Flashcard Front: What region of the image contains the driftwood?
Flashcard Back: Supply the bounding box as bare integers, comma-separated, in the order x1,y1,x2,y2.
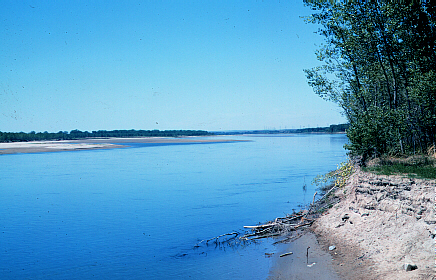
194,232,239,247
239,187,340,241
241,211,314,241
308,184,341,217
195,211,315,249
195,189,337,249
273,232,303,245
312,191,317,205
306,246,310,264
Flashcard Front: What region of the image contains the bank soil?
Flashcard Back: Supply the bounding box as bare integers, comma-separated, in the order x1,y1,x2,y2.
311,169,435,279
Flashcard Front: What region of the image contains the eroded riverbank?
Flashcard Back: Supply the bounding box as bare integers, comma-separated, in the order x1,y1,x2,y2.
268,168,434,279
311,169,435,279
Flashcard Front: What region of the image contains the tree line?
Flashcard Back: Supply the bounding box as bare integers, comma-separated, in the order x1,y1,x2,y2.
216,123,349,135
0,129,212,142
291,123,349,134
304,1,435,162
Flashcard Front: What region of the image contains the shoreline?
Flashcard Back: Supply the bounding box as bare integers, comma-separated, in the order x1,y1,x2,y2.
267,230,342,280
0,137,246,155
269,169,435,279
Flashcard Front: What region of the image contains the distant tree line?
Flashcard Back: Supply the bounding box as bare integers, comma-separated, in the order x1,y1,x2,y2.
294,123,349,133
217,124,349,135
304,1,435,161
0,129,212,142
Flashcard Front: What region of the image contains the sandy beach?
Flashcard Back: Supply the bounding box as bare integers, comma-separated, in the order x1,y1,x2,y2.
0,137,244,155
270,169,435,279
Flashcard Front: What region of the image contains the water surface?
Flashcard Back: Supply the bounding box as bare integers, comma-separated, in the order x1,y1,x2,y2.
0,134,348,279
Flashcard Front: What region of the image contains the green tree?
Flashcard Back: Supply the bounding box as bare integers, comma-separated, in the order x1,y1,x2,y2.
304,1,435,162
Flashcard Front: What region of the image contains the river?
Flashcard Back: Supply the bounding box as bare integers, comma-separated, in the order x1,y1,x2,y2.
0,134,348,279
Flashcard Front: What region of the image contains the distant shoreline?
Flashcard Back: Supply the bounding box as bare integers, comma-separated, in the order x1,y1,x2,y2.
0,137,246,155
0,125,349,143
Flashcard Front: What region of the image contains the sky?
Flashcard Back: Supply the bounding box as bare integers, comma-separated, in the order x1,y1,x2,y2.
1,0,346,133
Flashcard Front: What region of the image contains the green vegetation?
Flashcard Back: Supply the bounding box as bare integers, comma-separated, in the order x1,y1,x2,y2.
218,123,349,135
313,159,354,191
289,123,349,133
304,1,436,163
0,129,212,142
363,156,436,179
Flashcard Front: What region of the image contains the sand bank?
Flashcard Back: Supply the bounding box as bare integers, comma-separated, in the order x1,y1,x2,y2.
0,137,244,155
311,169,435,279
269,169,435,279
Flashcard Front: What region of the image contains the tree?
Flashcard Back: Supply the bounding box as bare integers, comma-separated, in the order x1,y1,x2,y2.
304,1,436,161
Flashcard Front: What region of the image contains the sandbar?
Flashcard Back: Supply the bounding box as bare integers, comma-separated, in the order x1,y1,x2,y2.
0,137,245,155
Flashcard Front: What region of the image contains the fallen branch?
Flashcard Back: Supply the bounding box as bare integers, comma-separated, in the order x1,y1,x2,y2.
240,210,315,241
196,209,319,249
243,232,281,240
195,232,239,247
206,232,239,243
312,191,318,205
244,224,274,229
273,232,303,244
317,186,338,204
294,221,314,229
306,246,310,264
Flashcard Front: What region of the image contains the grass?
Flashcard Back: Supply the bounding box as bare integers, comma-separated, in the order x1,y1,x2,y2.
363,155,436,179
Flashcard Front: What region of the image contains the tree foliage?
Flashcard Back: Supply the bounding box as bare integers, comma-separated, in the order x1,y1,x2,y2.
0,129,212,142
304,1,436,162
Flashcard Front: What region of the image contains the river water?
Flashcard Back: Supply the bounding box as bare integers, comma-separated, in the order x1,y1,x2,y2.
0,134,348,279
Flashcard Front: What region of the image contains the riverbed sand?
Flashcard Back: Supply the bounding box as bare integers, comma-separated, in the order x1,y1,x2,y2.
0,137,242,155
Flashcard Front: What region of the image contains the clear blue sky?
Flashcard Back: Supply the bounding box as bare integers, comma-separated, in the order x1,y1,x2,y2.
1,0,346,133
